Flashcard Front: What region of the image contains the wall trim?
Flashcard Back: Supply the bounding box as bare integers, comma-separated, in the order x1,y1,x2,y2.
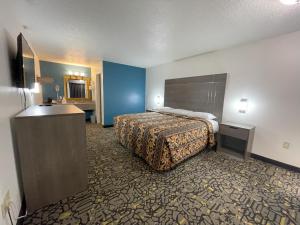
251,153,300,173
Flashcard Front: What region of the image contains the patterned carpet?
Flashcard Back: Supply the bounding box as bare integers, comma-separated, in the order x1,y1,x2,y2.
24,124,300,225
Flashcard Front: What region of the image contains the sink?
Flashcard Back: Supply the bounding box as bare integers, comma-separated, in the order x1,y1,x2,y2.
39,104,52,107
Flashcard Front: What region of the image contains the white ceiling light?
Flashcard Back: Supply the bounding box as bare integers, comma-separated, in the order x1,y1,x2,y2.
280,0,300,5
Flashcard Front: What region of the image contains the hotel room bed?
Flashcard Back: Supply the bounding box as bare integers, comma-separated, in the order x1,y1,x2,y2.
114,111,216,171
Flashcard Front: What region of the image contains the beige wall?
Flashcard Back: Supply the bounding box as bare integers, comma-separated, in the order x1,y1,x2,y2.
146,31,300,168
91,61,103,123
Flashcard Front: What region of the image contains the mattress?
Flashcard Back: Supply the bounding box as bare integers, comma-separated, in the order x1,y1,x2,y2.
114,112,215,171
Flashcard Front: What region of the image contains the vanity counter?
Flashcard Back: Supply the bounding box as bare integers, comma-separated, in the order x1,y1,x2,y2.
16,104,84,118
70,102,95,111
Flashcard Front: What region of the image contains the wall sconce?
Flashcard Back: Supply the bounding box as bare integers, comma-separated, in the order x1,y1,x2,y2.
238,98,248,113
156,95,161,106
37,76,54,85
31,82,40,93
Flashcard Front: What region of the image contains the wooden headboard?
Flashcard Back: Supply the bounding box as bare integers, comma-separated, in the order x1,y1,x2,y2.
164,73,227,123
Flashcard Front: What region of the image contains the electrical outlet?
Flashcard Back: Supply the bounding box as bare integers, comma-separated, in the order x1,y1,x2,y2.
282,142,290,150
1,190,11,218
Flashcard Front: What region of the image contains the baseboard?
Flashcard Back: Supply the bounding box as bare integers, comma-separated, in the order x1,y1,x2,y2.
16,197,26,225
251,153,300,173
102,124,114,128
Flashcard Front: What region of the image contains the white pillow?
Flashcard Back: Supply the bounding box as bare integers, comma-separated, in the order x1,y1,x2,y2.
153,107,173,112
163,109,216,120
155,107,191,115
189,111,217,120
155,107,217,120
169,108,193,115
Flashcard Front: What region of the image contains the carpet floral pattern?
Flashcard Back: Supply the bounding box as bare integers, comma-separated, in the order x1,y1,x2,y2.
24,124,300,225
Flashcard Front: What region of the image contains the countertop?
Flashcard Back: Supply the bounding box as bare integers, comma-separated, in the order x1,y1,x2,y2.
15,104,84,118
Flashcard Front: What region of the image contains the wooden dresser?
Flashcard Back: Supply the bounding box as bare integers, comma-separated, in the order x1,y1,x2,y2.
14,105,88,212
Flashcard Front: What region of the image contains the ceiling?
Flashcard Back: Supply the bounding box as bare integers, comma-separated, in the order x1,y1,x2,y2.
9,0,300,67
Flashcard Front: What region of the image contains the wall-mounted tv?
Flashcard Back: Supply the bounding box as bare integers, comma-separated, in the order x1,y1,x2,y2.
16,33,35,89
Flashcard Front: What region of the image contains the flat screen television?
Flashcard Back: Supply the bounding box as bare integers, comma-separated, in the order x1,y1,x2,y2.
16,33,35,89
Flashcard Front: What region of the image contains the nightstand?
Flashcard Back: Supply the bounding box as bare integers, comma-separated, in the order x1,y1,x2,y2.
217,122,255,160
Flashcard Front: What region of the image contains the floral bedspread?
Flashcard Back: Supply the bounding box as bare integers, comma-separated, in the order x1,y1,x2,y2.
114,112,215,171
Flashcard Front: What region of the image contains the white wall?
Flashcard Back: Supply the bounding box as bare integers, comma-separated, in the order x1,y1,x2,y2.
0,3,41,225
0,29,22,225
146,31,300,168
0,30,22,225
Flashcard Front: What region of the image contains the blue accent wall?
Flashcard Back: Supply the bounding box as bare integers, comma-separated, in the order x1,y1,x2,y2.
40,61,91,101
103,61,145,125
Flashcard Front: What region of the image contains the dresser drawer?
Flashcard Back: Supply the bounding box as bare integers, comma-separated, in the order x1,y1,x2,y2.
219,124,249,140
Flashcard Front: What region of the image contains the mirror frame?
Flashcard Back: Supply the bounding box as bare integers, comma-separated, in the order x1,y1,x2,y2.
64,75,92,101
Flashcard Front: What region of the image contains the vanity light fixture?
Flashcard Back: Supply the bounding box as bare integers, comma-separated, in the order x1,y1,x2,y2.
67,71,85,76
238,98,248,114
280,0,300,5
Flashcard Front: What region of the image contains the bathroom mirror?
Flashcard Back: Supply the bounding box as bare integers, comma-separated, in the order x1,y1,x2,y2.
64,75,92,101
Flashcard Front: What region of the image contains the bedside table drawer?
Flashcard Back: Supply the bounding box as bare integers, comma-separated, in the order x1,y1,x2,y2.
219,125,249,140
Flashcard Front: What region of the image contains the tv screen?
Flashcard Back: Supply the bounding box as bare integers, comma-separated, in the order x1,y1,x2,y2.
16,33,35,89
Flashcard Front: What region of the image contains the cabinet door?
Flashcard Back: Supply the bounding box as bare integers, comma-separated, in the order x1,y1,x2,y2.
15,114,88,212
